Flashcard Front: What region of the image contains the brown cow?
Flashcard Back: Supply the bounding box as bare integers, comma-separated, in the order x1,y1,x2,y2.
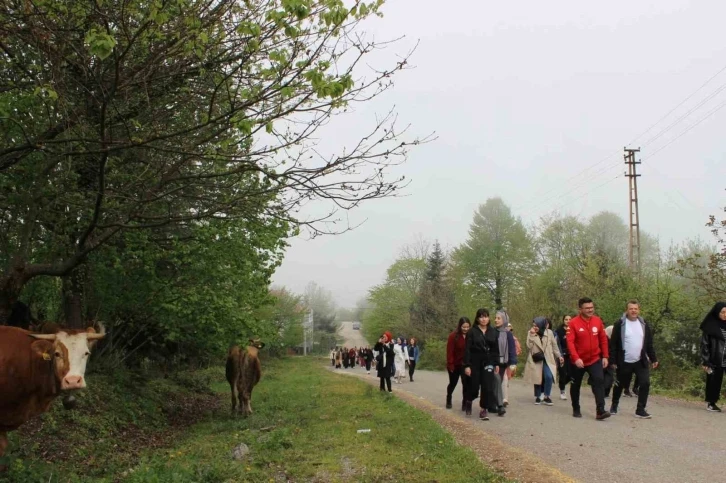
0,325,105,465
225,338,264,416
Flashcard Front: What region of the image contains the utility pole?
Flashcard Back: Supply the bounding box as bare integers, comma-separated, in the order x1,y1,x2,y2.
309,308,314,355
624,147,641,275
302,308,314,355
303,312,307,356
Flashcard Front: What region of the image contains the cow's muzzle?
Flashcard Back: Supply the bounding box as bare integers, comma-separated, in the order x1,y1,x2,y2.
61,375,86,390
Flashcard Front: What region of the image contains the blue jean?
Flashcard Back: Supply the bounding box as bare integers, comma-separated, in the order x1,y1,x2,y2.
534,363,554,398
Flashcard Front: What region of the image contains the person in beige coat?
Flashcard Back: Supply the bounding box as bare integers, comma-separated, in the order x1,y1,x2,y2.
523,316,564,406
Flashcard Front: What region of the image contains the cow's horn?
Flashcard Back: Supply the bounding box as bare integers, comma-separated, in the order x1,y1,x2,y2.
29,333,57,340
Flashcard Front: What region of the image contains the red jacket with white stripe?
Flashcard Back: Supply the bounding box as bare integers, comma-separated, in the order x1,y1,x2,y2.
566,314,609,366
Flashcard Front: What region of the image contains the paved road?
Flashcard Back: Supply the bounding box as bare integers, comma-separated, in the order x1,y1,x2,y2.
334,364,724,483
337,321,370,348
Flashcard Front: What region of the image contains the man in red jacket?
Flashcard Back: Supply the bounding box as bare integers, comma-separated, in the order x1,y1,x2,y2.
566,297,611,420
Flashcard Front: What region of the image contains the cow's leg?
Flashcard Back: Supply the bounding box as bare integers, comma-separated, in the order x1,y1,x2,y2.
229,380,238,413
0,431,8,471
236,380,245,415
242,387,253,416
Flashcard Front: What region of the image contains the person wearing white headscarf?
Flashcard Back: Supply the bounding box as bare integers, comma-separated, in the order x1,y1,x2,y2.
494,311,518,407
393,337,408,384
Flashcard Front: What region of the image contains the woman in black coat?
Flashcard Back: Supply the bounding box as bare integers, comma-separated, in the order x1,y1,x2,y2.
700,301,726,412
364,347,374,374
374,331,395,392
463,308,501,420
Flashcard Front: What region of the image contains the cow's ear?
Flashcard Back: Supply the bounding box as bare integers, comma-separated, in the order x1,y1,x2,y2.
31,340,55,361
257,342,266,349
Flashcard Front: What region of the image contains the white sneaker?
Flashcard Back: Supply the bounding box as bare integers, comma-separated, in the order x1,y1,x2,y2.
560,392,567,400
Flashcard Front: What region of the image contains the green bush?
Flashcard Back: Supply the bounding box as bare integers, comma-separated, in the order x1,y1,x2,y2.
417,339,446,370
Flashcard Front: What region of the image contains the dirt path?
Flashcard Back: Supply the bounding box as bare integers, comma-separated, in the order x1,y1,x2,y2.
331,365,724,483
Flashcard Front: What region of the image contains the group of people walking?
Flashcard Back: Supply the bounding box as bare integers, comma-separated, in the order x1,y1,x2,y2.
445,298,726,421
446,309,522,420
332,336,421,390
372,333,420,391
331,346,374,373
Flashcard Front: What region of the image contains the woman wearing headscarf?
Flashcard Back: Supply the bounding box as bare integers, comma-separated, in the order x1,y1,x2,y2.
335,348,342,369
364,346,374,375
407,338,420,382
494,311,518,408
464,308,502,420
348,347,357,368
555,314,573,400
374,332,395,392
393,337,408,384
700,302,726,412
446,317,471,410
524,316,563,406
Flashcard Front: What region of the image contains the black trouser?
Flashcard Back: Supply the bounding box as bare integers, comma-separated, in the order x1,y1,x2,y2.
612,361,650,410
365,360,372,371
447,366,470,399
570,360,606,412
558,357,572,391
603,365,614,397
408,360,416,380
379,375,392,391
468,359,498,410
705,367,725,403
631,374,640,393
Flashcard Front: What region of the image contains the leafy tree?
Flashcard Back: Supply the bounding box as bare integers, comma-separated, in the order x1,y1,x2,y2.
362,256,426,343
258,287,305,354
453,198,534,309
412,240,457,341
0,0,423,322
303,282,338,334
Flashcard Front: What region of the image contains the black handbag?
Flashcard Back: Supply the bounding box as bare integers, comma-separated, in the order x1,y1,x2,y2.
531,350,545,363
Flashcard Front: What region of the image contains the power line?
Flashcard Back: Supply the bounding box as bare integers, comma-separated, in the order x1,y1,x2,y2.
639,80,726,148
532,174,622,219
526,160,623,217
643,97,726,161
519,60,726,216
626,61,726,146
515,149,621,212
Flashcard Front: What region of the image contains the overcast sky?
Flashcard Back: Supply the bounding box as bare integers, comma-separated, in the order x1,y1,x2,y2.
272,0,726,307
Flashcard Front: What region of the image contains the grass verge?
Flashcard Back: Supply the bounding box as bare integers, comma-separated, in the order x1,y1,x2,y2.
3,357,505,482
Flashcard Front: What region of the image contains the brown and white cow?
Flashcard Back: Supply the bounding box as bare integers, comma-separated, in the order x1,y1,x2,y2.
225,338,264,416
0,325,104,465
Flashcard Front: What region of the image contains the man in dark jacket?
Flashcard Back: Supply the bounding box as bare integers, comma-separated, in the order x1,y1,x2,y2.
609,299,658,419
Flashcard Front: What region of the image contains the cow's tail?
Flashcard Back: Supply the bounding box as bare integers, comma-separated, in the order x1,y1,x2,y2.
225,346,239,386
253,354,262,386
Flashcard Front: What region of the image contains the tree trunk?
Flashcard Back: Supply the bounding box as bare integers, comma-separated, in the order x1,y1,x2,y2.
0,262,29,325
494,276,503,310
62,266,86,329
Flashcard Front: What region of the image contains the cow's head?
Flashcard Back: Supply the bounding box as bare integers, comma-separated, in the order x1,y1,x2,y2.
29,327,105,391
248,338,265,350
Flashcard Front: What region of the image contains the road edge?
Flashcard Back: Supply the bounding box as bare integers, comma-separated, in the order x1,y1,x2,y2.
329,367,579,483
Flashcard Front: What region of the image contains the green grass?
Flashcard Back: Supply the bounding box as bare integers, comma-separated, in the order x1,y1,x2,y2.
3,357,505,482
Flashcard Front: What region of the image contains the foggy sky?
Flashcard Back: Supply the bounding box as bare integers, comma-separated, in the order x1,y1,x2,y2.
272,0,726,307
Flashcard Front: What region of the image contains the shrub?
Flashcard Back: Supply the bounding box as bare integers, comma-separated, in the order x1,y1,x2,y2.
417,339,446,370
